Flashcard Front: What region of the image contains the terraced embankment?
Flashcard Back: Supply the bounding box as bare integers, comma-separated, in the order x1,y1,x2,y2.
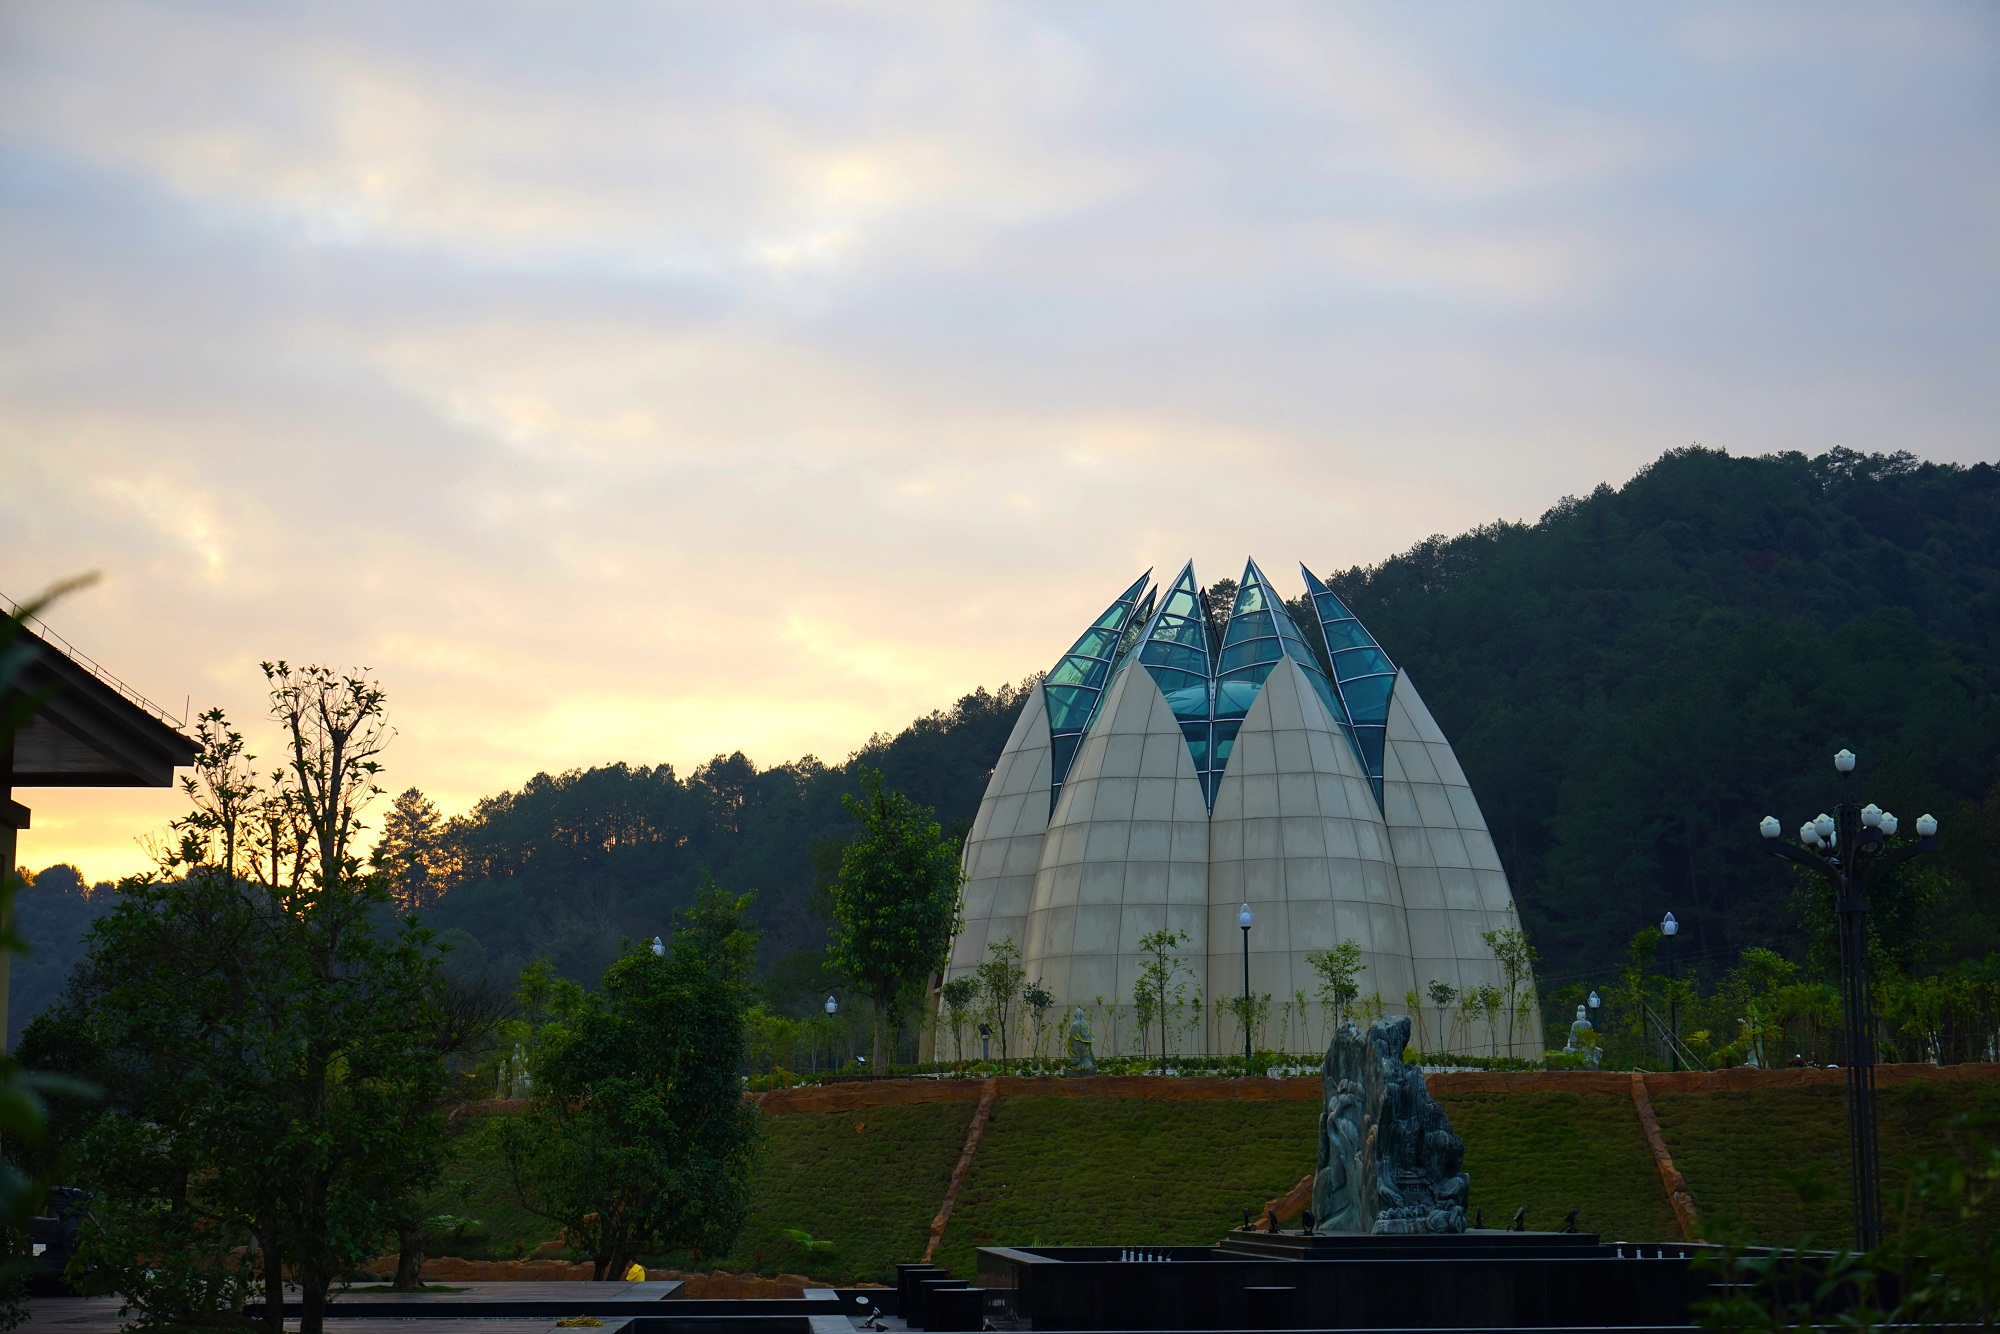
421,1064,2000,1284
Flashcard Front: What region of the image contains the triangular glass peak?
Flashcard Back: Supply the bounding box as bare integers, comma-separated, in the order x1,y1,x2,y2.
1203,560,1354,806
1299,565,1397,807
1135,562,1223,807
1045,571,1153,814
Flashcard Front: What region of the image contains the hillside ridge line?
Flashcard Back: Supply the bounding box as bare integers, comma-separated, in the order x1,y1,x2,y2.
743,1062,2000,1114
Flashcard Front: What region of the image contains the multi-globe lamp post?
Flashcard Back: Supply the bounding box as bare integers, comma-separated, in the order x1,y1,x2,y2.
1759,747,1938,1250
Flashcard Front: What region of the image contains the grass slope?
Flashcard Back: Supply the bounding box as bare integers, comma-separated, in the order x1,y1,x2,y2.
705,1100,978,1283
934,1096,1322,1275
420,1118,557,1260
1650,1078,2000,1247
1431,1090,1679,1241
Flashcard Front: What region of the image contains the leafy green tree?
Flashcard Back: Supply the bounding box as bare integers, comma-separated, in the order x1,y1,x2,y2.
1022,980,1055,1062
1133,928,1190,1067
1482,912,1539,1058
939,977,977,1060
1426,981,1458,1055
826,770,963,1069
500,892,762,1279
375,787,446,914
1306,940,1363,1034
56,668,454,1334
974,937,1025,1060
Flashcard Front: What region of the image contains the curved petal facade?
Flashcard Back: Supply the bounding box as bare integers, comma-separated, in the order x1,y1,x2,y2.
944,562,1540,1061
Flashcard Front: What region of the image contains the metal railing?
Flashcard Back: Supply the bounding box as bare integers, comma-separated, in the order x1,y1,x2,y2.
3,591,189,731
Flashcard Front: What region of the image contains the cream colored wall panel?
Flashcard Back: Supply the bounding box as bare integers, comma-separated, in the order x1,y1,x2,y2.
1413,783,1458,828
1233,729,1277,775
1128,820,1170,861
1003,837,1044,876
1426,826,1473,869
1277,771,1319,817
946,686,1052,991
1285,895,1335,945
1237,772,1279,818
1273,729,1314,774
1439,867,1485,911
1243,817,1280,860
1133,778,1177,821
1168,861,1207,904
1078,860,1124,903
1283,855,1333,899
1429,743,1471,789
1091,775,1139,821
1305,729,1348,778
1084,821,1132,863
991,878,1034,918
1018,662,1211,1032
1139,733,1185,778
1406,908,1454,960
1393,738,1441,783
1473,868,1515,912
1448,785,1491,836
1380,667,1541,1058
1280,815,1327,858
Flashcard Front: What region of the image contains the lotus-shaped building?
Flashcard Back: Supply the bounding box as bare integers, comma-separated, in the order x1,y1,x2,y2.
942,560,1539,1061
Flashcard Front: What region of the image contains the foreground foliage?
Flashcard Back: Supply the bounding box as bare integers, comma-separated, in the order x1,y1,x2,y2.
1696,1108,2000,1331
35,667,467,1334
498,886,762,1279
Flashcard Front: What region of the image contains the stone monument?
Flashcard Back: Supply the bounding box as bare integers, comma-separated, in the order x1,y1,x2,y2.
1310,1017,1469,1234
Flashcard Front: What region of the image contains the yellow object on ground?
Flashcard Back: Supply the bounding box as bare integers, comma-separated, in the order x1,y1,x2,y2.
555,1318,603,1327
623,1262,647,1282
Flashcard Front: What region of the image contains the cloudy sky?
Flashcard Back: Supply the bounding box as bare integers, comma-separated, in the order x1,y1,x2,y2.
4,1,1996,883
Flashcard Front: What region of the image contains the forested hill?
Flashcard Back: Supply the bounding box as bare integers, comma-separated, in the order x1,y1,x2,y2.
418,683,1033,991
1334,447,2000,984
411,446,2000,995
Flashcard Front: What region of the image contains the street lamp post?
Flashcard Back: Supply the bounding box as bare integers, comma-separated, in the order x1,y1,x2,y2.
1759,748,1939,1250
823,994,838,1074
1661,912,1680,1071
1238,903,1254,1062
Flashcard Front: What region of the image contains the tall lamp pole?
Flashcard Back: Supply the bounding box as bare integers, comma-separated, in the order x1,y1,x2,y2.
1238,902,1254,1061
1759,748,1938,1251
1661,912,1680,1070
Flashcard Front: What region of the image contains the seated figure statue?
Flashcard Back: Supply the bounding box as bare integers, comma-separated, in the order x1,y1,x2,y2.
1564,1005,1602,1070
1065,1006,1096,1075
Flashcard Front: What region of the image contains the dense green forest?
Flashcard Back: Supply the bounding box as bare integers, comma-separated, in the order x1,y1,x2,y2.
414,685,1031,999
1337,447,2000,989
13,447,2000,1038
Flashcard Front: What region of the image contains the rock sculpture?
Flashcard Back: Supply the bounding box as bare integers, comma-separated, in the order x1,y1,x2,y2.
1065,1006,1096,1074
1310,1017,1469,1234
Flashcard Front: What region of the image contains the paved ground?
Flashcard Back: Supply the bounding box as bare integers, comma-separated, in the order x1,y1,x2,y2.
20,1283,861,1334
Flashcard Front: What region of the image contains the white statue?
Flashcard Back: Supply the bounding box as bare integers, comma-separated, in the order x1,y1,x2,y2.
1564,1005,1601,1069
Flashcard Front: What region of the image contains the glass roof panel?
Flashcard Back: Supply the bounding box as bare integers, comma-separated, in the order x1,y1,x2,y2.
1045,570,1153,814
1223,610,1276,645
1330,646,1395,679
1218,638,1280,672
1299,564,1400,809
